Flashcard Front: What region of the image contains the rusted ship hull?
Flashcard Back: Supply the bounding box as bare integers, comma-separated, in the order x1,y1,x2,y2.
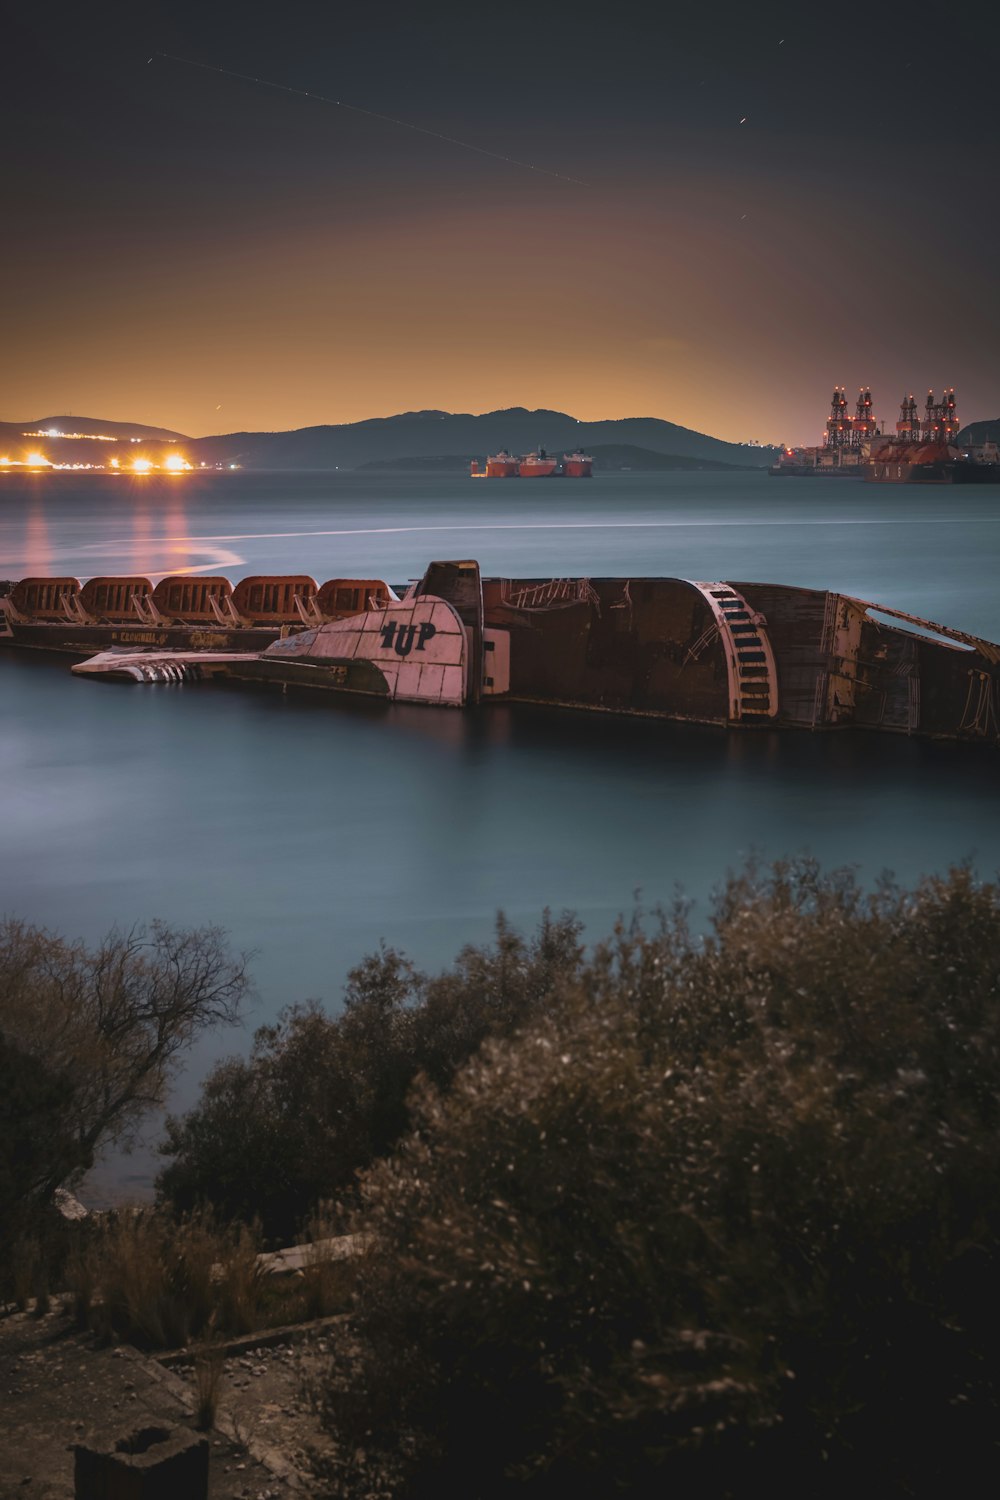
2,621,284,654
479,574,999,745
10,563,998,748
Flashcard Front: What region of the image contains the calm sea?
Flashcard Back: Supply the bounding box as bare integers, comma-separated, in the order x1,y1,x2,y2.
3,470,1000,1200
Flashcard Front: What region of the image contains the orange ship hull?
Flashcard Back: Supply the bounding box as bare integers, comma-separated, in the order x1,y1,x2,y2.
562,455,593,477
519,459,559,477
485,457,520,477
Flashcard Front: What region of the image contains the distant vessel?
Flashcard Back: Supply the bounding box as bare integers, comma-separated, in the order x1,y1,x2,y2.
470,447,593,478
562,450,593,478
519,448,559,478
484,450,520,478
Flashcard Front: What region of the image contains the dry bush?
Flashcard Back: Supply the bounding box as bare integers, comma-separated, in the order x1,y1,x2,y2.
194,1335,226,1430
311,862,1000,1499
9,1237,38,1313
89,1208,262,1349
63,1229,101,1327
299,1204,354,1320
215,1221,265,1336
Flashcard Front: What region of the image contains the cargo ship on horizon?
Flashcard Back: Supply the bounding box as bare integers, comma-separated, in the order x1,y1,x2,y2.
519,448,560,478
471,448,593,478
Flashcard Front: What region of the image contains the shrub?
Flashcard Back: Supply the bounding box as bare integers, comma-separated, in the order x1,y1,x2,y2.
87,1208,262,1349
158,913,583,1240
0,1034,89,1297
309,862,1000,1498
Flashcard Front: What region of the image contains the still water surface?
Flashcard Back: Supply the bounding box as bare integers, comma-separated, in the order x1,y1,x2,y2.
2,471,999,1197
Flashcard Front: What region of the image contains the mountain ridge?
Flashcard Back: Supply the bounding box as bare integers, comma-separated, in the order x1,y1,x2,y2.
1,407,781,469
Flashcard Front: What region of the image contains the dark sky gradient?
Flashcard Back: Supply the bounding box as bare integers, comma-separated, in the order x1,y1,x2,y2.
3,1,998,444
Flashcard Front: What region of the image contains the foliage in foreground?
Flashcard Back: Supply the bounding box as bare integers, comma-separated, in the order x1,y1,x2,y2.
158,913,583,1240
0,919,249,1291
309,862,1000,1498
30,1205,353,1349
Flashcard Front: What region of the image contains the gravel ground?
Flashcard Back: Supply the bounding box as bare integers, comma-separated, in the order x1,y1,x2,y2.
0,1305,339,1498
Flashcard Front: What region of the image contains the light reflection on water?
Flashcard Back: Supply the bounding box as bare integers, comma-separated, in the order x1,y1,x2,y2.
2,470,999,1200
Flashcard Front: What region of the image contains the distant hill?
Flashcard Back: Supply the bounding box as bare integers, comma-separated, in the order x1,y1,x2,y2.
357,454,475,472
359,444,755,474
957,419,1000,447
0,416,187,443
184,408,779,471
588,444,754,472
0,415,189,468
0,407,780,471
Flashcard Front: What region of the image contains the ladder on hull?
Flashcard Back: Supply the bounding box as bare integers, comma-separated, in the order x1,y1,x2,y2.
684,582,780,724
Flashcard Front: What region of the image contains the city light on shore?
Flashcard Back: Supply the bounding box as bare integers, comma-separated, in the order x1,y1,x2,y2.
0,447,202,473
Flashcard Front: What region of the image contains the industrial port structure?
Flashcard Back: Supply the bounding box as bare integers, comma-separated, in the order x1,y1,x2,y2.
771,387,998,481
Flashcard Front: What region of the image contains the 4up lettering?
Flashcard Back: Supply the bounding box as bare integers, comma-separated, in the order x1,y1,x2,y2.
379,620,438,657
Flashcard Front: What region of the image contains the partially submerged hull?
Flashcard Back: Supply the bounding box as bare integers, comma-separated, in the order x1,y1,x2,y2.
6,562,996,748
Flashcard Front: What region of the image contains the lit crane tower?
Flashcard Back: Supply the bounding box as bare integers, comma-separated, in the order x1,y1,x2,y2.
852,387,877,446
923,389,942,441
942,387,959,443
897,394,919,441
825,386,850,448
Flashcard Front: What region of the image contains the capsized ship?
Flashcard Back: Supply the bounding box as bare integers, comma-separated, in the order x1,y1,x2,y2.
6,561,997,747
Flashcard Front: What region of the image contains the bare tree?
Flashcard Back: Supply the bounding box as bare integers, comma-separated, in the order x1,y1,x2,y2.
0,918,251,1199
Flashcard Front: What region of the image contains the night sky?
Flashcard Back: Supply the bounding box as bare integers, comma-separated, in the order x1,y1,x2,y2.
4,1,998,445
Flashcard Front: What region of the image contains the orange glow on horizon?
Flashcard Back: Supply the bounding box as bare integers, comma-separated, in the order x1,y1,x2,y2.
2,175,993,448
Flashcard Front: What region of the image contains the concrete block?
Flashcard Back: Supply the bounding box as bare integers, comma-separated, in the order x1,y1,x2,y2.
74,1424,208,1499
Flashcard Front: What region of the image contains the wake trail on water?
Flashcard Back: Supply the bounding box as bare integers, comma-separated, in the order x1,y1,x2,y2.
77,516,989,550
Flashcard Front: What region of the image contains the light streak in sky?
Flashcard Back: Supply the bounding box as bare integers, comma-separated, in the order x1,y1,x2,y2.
153,53,588,187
